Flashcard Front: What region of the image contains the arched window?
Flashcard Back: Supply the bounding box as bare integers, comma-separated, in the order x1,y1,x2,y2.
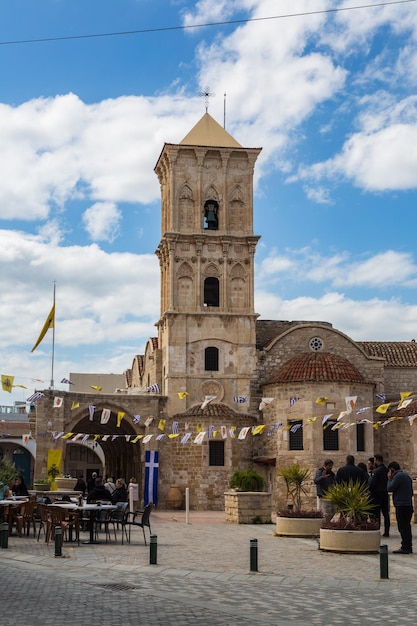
204,277,219,306
205,347,219,371
203,199,219,230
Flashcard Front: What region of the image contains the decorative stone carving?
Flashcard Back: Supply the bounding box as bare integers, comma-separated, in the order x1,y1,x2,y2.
201,380,224,401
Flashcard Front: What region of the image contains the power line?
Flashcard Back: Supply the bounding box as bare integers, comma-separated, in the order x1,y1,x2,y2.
0,0,416,47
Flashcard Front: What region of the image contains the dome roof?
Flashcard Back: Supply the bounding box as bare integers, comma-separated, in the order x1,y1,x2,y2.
267,352,365,384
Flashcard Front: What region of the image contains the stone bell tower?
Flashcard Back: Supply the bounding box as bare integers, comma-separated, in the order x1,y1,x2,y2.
154,112,262,415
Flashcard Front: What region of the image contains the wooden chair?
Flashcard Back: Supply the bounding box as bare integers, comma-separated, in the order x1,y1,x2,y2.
21,499,37,537
37,503,52,543
123,503,153,545
48,506,80,545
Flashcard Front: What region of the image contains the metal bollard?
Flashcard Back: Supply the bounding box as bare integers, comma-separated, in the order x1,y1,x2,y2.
1,522,9,549
250,538,258,572
150,534,157,565
380,544,389,579
54,526,62,557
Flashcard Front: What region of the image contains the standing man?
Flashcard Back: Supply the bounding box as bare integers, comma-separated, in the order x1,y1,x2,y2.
336,455,368,485
368,453,390,537
314,459,336,519
387,461,413,554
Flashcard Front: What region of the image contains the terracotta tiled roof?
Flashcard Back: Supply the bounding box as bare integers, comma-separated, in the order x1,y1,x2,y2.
391,399,417,418
173,402,254,419
267,352,366,384
0,422,31,437
357,342,417,366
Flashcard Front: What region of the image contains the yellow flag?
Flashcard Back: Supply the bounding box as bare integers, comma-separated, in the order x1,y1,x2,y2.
117,411,125,427
71,401,80,410
315,397,329,405
376,403,391,414
177,392,189,399
1,375,14,393
252,424,266,435
158,418,166,431
90,385,102,392
31,303,55,352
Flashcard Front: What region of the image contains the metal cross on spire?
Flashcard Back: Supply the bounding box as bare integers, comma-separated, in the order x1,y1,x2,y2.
198,86,216,112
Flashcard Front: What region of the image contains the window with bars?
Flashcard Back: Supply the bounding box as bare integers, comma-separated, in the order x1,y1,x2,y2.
323,422,339,450
209,440,224,466
288,420,303,450
356,423,365,452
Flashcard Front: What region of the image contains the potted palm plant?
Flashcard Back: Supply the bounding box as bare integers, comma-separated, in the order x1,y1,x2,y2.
276,464,322,537
320,480,380,552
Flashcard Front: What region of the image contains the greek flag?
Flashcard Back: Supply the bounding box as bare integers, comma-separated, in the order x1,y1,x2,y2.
26,391,45,403
147,383,161,393
144,450,159,506
60,378,74,384
233,396,246,403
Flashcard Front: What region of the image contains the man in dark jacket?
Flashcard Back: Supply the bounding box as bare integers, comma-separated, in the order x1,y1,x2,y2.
368,453,390,536
314,459,336,519
336,455,368,485
387,461,413,554
87,477,112,503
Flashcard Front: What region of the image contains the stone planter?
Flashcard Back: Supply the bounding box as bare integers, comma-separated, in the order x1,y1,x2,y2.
319,528,381,553
54,477,75,491
225,490,272,524
276,516,322,537
33,483,50,492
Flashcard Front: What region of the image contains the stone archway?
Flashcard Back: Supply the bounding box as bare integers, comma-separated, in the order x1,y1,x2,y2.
63,411,143,492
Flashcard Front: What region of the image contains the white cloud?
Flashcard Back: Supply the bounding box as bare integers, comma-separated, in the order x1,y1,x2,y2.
82,202,122,242
255,289,417,342
256,248,417,290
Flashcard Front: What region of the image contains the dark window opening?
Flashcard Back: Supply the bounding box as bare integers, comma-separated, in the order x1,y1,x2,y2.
209,440,224,466
204,199,219,230
204,277,219,307
289,420,303,450
323,422,339,450
205,347,219,371
356,423,365,452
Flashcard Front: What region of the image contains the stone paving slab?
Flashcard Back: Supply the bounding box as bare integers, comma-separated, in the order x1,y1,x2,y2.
1,513,417,626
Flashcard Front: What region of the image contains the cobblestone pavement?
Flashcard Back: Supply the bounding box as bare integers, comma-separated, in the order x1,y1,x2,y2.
1,511,417,625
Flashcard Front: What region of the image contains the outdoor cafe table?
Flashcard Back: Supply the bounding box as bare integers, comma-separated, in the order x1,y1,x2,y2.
77,503,116,544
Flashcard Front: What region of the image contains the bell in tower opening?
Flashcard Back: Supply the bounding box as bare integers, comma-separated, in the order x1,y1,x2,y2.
204,199,219,230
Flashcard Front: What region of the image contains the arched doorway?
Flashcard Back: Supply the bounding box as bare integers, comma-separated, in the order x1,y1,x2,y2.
61,409,143,497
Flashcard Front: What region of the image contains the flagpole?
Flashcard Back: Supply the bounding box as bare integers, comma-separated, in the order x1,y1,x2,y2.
50,281,56,389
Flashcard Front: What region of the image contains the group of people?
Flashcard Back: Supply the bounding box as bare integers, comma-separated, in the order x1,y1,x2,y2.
315,454,414,554
73,472,133,505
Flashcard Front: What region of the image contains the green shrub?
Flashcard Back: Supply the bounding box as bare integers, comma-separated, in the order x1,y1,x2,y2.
229,467,265,492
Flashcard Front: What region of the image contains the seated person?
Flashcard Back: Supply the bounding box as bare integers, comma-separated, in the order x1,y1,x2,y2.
111,478,128,504
12,476,29,497
73,474,87,495
87,477,112,503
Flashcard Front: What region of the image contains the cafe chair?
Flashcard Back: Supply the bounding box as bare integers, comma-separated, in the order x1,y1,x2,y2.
48,506,80,545
123,502,153,545
103,502,128,542
21,499,38,537
9,503,25,537
37,503,52,543
94,508,113,543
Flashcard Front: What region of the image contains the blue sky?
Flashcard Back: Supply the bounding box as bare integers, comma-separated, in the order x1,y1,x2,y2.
1,0,417,406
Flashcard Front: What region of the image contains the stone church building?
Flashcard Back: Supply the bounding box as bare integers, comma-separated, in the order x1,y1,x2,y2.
22,112,417,511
